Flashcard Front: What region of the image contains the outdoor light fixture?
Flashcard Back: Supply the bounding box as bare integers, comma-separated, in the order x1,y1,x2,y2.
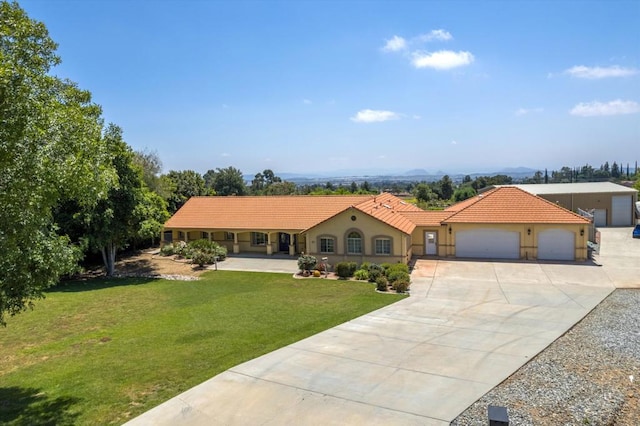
527,228,531,236
580,229,584,236
448,226,452,235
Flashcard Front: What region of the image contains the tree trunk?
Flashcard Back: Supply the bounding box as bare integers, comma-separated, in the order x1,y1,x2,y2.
101,243,117,276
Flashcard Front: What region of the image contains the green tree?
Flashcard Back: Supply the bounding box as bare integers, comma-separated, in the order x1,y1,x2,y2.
453,186,477,202
82,125,147,276
264,181,297,195
133,149,172,199
414,183,434,203
204,167,246,196
439,175,454,200
164,170,208,213
0,2,115,325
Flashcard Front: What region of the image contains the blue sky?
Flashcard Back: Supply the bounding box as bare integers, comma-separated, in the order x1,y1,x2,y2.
20,0,640,176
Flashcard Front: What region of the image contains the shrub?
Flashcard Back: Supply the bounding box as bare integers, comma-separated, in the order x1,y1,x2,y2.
386,263,409,275
297,255,317,272
185,239,227,261
191,250,215,267
335,262,356,279
353,269,369,281
380,263,394,274
160,243,175,256
387,270,410,286
367,263,383,282
313,270,321,277
359,262,370,271
375,276,388,291
392,278,410,293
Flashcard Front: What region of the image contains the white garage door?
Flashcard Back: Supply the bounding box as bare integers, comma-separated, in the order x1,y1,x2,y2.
537,229,575,261
611,195,632,226
455,229,520,259
593,209,607,227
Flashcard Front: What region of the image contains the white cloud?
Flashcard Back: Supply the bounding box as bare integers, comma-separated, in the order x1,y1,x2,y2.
221,152,231,157
303,99,312,104
382,35,407,52
569,99,640,116
412,50,474,70
350,109,400,123
564,65,638,79
515,107,544,116
451,140,458,145
417,29,453,42
412,114,422,120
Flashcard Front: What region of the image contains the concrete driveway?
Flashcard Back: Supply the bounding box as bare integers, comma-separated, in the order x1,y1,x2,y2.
126,231,638,425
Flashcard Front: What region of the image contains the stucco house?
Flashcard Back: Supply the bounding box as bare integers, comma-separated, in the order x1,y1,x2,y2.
163,186,591,263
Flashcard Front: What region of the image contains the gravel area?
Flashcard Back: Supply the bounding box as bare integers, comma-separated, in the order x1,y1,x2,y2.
452,289,640,425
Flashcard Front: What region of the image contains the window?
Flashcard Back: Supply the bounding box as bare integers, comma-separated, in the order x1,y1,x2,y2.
251,232,267,246
375,238,391,255
320,237,335,253
347,231,362,254
201,232,208,239
224,232,235,241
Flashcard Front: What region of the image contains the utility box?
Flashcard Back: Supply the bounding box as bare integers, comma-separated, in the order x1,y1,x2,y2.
488,405,509,426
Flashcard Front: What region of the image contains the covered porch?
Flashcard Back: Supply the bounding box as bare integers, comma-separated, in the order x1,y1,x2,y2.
162,228,305,256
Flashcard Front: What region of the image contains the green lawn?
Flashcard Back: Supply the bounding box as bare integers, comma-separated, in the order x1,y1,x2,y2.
0,271,404,425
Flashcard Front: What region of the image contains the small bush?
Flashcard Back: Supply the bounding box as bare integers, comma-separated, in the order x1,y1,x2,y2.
160,243,175,256
185,239,227,261
335,262,356,279
376,276,388,291
191,250,215,267
380,263,394,274
313,270,321,277
387,270,410,285
385,263,409,275
359,262,370,271
353,269,369,281
393,279,410,293
367,263,383,282
297,255,317,272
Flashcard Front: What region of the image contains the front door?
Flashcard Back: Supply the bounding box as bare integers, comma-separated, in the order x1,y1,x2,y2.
425,232,437,255
279,233,291,252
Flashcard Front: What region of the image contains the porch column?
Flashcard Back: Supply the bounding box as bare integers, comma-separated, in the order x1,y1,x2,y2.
208,232,212,242
233,232,240,254
183,230,189,243
289,233,295,256
266,232,273,255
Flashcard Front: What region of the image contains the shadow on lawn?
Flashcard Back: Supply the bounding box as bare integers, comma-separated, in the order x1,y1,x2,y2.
0,387,81,425
49,277,159,293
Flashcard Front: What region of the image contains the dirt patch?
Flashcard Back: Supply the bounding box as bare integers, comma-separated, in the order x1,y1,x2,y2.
78,250,206,280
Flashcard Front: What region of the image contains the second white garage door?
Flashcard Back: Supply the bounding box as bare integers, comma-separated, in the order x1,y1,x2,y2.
537,229,575,261
455,229,520,259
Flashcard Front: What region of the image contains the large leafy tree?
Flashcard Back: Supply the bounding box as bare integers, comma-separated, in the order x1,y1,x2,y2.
205,166,247,196
0,2,114,325
164,170,209,213
82,125,149,276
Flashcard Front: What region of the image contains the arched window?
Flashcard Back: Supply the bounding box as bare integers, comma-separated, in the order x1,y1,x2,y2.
347,231,362,254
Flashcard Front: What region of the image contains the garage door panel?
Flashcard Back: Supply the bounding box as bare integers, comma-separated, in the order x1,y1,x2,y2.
455,229,520,259
538,229,575,261
611,195,632,226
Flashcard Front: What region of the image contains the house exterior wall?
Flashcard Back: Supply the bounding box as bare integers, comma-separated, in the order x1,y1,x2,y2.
410,226,448,257
304,208,410,265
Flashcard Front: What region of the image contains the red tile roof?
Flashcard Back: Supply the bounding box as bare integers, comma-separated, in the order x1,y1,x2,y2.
443,186,591,224
164,186,590,234
164,195,372,231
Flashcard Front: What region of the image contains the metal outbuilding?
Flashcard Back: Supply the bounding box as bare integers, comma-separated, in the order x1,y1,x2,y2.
504,182,638,227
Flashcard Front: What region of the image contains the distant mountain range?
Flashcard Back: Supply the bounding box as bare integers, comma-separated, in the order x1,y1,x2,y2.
244,167,539,185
